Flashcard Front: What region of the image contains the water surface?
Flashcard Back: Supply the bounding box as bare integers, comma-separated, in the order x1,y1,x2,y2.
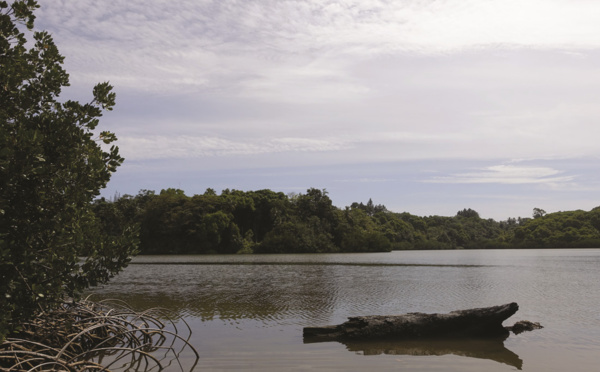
89,249,600,371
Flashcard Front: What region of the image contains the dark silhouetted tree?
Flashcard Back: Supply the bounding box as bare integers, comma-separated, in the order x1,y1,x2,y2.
0,1,137,340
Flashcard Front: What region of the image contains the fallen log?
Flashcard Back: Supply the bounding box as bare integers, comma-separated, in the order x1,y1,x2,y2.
303,302,519,342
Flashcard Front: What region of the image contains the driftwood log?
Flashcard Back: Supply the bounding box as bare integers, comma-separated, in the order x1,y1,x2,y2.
303,302,521,342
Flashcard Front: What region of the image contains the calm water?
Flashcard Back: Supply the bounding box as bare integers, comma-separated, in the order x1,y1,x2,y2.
89,249,600,371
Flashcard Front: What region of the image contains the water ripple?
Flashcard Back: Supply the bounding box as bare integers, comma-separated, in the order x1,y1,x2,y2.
89,251,600,335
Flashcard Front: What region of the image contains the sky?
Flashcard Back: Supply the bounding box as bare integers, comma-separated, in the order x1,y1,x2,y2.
34,0,600,220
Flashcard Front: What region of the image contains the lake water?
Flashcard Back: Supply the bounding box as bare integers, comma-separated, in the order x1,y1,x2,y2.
88,249,600,371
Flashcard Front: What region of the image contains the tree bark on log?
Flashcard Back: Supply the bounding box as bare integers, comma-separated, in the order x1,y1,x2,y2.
303,302,519,342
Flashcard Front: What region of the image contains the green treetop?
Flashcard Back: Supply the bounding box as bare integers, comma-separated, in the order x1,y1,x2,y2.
0,0,138,340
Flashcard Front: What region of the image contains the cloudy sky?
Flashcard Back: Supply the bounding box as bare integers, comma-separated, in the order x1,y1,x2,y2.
35,0,600,220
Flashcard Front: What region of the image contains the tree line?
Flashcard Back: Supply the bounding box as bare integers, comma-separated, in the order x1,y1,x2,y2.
92,188,600,254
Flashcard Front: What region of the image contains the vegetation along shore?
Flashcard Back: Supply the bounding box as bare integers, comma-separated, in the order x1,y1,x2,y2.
94,187,600,255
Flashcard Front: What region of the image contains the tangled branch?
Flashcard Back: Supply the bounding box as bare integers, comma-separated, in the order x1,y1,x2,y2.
0,298,199,371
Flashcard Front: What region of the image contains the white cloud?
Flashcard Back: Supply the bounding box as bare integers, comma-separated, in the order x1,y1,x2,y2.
37,0,600,95
426,164,575,184
115,130,481,163
335,178,390,183
117,135,352,160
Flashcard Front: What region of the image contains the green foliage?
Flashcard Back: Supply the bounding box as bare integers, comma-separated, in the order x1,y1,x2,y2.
93,185,600,257
0,1,137,340
335,208,391,252
98,188,394,255
350,198,387,216
532,207,547,219
137,189,244,254
259,219,338,253
512,209,600,248
456,208,480,219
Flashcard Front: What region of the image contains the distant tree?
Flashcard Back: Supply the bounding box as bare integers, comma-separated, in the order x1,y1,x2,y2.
160,188,186,197
295,188,335,221
532,208,547,219
350,198,388,216
335,208,392,252
589,206,600,231
0,1,137,340
456,208,480,219
204,188,217,196
366,198,375,215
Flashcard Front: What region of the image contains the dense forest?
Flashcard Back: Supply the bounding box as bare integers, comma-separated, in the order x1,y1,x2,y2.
92,188,600,254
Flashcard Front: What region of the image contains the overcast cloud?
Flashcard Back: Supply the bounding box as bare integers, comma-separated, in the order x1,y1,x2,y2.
34,0,600,219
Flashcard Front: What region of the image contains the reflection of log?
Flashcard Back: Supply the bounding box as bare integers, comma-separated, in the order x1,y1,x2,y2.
338,338,523,370
303,302,519,341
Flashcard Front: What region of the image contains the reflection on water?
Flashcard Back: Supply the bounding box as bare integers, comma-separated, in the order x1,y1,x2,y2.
88,250,600,371
91,260,497,325
94,264,341,324
331,338,523,370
